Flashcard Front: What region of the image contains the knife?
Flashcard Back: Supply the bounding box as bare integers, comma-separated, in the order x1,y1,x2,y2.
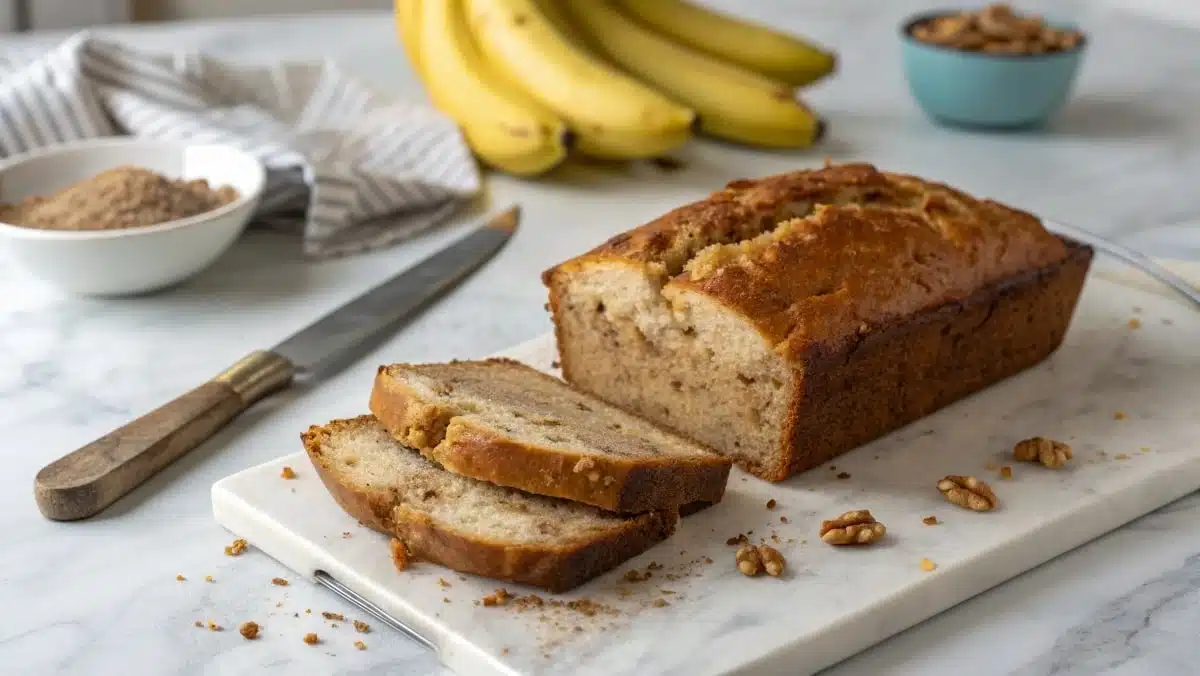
34,206,521,522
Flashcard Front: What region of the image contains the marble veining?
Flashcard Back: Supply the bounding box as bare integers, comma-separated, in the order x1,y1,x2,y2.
1,1,1199,675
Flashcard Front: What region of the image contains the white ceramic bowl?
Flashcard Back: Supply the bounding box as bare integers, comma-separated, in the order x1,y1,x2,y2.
0,138,265,296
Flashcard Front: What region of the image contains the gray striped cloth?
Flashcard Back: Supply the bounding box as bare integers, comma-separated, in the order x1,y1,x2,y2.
0,31,481,257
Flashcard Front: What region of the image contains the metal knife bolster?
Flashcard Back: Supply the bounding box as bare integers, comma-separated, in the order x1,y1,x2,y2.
214,351,296,403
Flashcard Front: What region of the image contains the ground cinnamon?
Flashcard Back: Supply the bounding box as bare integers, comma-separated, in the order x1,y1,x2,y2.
0,165,239,231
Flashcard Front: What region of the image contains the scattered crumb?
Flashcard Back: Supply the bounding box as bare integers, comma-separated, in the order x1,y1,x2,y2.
1128,318,1141,329
305,609,311,614
652,599,669,608
550,360,561,369
725,534,748,546
321,612,345,621
836,472,851,480
923,516,939,526
704,556,713,564
458,575,467,581
272,577,288,586
623,569,652,583
224,538,248,556
984,461,999,471
1140,447,1151,453
239,622,260,640
766,499,777,509
303,633,319,645
194,620,203,628
780,516,790,524
920,558,937,572
353,620,369,633
829,465,836,471
275,602,282,608
1115,453,1131,460
1113,411,1127,420
438,577,452,588
390,538,409,572
502,648,510,656
342,532,352,539
482,589,513,607
443,597,451,604
999,466,1013,480
176,574,185,582
280,466,297,479
354,640,366,651
203,575,213,583
648,562,662,570
207,620,222,632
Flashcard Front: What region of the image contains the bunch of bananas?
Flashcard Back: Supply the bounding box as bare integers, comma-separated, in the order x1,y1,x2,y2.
394,0,836,177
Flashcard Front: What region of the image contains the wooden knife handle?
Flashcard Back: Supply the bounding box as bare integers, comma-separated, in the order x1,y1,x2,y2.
34,351,295,522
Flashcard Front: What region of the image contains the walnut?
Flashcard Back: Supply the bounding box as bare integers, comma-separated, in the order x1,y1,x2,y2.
1013,437,1073,469
735,545,763,576
482,588,512,607
271,577,288,586
353,620,370,633
280,466,296,479
937,475,998,511
303,632,319,645
354,640,367,650
239,622,260,640
224,538,248,556
758,545,786,577
321,612,344,621
820,510,886,545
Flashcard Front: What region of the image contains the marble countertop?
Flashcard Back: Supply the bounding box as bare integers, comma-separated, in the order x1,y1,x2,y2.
1,1,1198,675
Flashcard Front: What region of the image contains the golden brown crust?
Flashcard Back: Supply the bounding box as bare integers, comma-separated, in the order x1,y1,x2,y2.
368,362,730,513
301,417,677,593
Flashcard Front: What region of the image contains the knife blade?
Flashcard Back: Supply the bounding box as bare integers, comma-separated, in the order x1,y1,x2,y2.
33,206,521,522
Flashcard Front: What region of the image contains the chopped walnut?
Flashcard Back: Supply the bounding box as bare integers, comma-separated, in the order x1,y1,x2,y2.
271,577,288,586
766,499,777,509
239,622,260,640
1013,437,1073,469
820,510,887,545
354,640,367,650
758,545,786,577
999,465,1013,480
390,538,409,572
938,475,998,511
224,538,248,556
321,612,345,621
280,466,296,479
725,534,748,546
622,569,651,583
482,588,512,607
735,544,763,576
779,516,790,524
303,632,319,645
922,516,939,526
207,620,222,632
438,577,451,588
176,574,185,582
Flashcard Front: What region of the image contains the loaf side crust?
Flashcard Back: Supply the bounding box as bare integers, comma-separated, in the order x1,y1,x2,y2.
369,361,731,513
301,416,678,593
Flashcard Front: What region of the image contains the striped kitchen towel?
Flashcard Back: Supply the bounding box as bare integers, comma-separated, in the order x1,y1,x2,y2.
0,31,481,257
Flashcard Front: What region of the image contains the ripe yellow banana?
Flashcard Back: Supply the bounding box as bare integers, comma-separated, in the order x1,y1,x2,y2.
563,1,822,149
411,0,571,176
463,0,696,160
614,0,836,87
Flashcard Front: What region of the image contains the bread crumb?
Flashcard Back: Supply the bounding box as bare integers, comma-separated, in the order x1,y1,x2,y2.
280,466,297,479
780,516,790,524
923,516,939,525
194,620,203,627
224,539,248,556
836,472,851,480
704,556,713,564
271,577,288,586
920,558,937,572
303,633,319,645
352,619,370,633
1115,453,1131,460
390,538,409,572
1128,318,1141,329
502,647,510,656
766,499,777,509
1113,411,1127,420
999,466,1013,480
239,622,260,640
207,620,222,632
176,574,185,582
725,534,748,546
623,568,652,583
438,577,451,588
354,640,366,650
321,612,345,621
482,589,513,607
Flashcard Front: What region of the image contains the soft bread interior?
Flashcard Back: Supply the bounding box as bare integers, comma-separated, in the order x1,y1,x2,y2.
553,261,792,476
310,417,643,546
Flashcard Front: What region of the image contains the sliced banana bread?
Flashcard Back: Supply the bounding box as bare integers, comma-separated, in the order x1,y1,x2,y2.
369,358,731,513
543,162,1093,481
302,415,676,592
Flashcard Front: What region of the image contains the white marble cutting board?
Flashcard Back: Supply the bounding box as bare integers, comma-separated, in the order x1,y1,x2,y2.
212,259,1199,676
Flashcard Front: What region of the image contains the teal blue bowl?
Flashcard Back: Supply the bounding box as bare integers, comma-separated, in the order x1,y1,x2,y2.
901,11,1087,129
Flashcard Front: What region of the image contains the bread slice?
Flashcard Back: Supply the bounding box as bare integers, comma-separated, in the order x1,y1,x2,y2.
302,415,677,592
368,358,732,513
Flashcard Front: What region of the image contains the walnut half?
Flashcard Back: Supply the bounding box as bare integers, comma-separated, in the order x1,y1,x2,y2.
1013,437,1073,469
937,475,998,511
820,510,886,545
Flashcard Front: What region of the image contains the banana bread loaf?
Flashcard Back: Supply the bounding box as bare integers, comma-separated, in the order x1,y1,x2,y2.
542,162,1093,481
